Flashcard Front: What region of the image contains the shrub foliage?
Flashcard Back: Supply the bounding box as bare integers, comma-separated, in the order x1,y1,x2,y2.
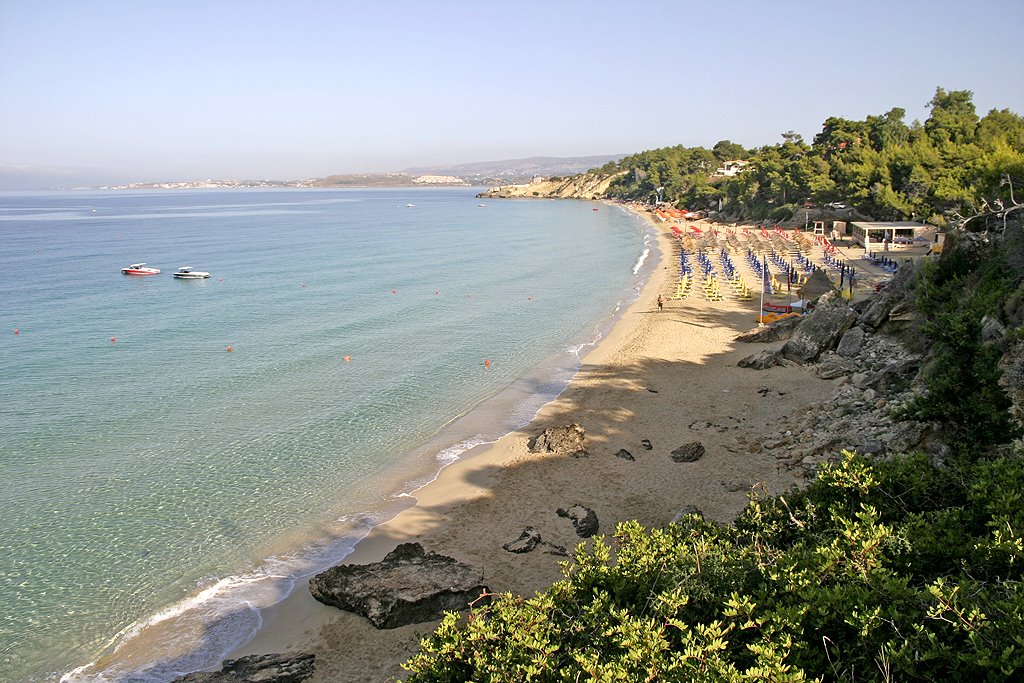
402,452,1024,681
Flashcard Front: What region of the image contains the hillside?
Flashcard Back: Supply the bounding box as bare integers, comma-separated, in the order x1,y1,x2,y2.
477,170,626,200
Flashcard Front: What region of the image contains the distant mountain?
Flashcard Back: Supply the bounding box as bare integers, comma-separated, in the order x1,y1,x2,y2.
28,154,629,191
401,155,627,185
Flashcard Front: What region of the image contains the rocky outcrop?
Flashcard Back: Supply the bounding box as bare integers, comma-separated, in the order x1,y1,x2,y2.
528,423,588,458
780,292,857,364
477,171,625,200
308,543,489,629
172,653,315,683
739,326,935,475
557,504,599,538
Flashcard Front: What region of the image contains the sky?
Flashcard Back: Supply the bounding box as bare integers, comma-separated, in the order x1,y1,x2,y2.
1,0,1022,188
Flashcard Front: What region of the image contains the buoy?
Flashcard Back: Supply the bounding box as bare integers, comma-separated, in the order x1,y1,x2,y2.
13,329,19,335
527,296,533,301
435,289,440,296
226,346,233,352
392,289,397,294
344,355,351,363
110,337,116,343
219,277,223,282
484,359,491,368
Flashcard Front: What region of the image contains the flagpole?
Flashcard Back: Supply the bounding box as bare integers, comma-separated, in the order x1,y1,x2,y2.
759,255,766,326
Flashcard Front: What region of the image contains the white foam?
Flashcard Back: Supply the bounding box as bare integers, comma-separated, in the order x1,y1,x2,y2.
632,247,650,275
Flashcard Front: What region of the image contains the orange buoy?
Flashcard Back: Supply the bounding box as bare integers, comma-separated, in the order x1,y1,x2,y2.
344,355,351,363
226,346,233,352
13,329,19,335
484,359,491,368
392,289,397,294
110,337,116,343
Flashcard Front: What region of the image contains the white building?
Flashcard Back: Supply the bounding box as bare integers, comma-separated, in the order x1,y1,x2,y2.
714,160,750,177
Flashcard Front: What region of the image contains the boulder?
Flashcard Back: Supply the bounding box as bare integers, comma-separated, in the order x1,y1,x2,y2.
528,423,588,457
738,349,784,370
734,315,803,343
816,353,859,379
172,653,315,683
836,326,865,357
670,441,705,463
615,448,635,461
309,543,488,629
781,292,857,364
640,439,653,450
859,261,918,332
556,504,599,538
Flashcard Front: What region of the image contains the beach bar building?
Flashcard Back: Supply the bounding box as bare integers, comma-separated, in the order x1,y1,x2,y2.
849,221,936,251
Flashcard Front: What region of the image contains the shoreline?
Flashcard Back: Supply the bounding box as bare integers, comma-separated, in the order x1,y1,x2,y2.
225,207,843,681
226,201,669,664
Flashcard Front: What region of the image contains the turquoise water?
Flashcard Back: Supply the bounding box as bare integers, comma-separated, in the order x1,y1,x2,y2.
0,188,652,681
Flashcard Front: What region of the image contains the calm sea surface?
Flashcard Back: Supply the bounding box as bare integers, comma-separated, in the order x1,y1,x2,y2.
0,187,652,681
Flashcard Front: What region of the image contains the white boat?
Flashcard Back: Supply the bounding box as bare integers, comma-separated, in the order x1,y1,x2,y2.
173,266,210,279
121,263,161,276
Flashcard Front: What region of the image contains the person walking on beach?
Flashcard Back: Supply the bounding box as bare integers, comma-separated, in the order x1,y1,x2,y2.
657,294,664,312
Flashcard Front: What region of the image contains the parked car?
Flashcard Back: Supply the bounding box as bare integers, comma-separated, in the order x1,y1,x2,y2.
826,202,848,210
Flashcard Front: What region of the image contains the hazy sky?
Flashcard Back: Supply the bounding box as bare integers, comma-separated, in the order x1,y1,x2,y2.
2,0,1022,188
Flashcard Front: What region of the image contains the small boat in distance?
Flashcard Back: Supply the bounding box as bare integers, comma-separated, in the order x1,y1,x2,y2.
406,203,416,207
121,263,161,276
173,266,211,279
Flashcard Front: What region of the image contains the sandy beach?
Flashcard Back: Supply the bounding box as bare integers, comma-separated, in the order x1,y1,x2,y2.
229,209,891,681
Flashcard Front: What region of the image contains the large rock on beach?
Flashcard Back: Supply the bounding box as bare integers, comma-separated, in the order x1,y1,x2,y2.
670,441,706,463
781,292,857,364
308,542,489,629
735,315,803,343
556,504,599,538
528,423,588,457
172,653,315,683
738,349,785,370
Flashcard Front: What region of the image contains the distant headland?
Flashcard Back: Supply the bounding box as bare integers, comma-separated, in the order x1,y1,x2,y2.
91,155,626,191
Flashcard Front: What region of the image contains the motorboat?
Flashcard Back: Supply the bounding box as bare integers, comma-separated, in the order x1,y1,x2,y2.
173,266,211,279
122,263,161,276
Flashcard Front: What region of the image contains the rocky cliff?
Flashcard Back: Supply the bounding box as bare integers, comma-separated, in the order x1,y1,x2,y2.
477,171,623,200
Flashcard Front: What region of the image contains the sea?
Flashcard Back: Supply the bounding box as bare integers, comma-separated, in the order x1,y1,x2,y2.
0,187,654,681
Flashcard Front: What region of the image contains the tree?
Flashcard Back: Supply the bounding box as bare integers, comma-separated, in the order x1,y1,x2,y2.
925,87,979,147
712,139,747,161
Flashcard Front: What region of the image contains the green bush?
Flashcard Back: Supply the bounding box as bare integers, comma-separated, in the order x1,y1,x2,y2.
401,452,1024,682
